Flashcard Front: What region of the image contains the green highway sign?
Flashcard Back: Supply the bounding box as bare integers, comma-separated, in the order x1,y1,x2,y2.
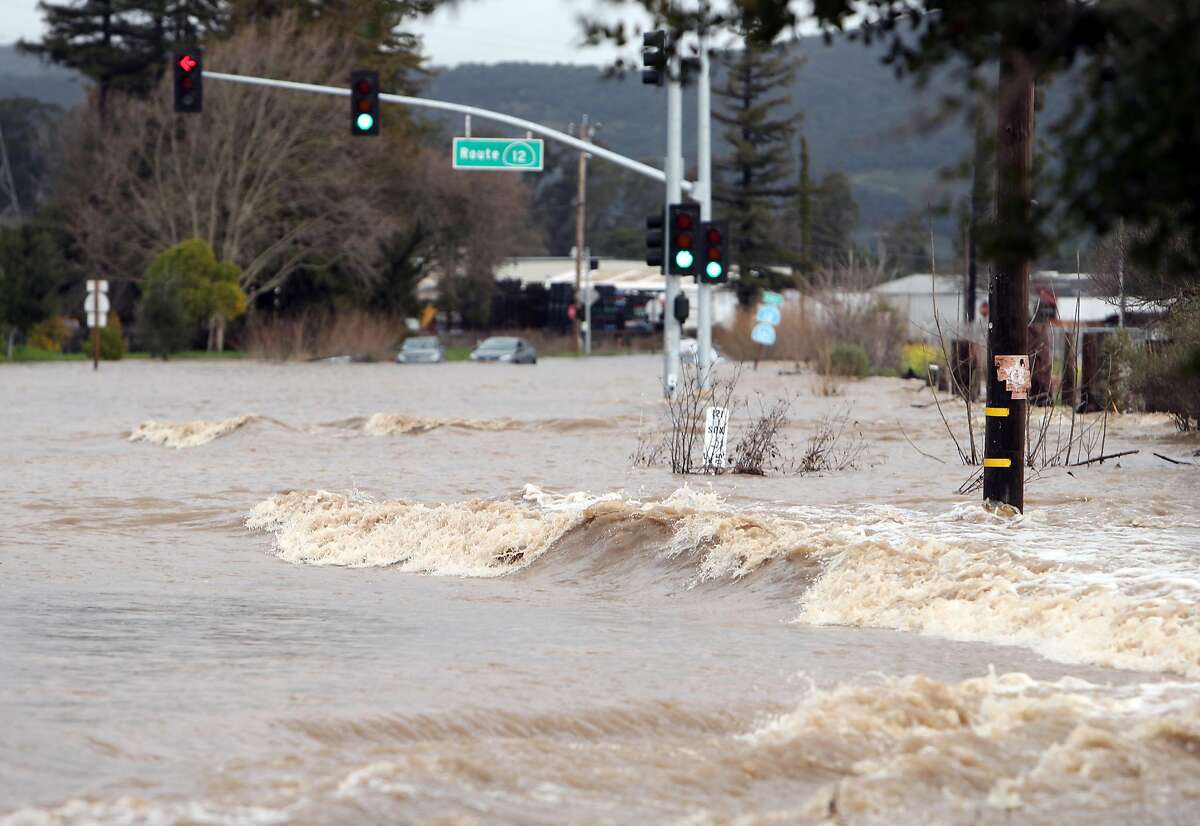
452,137,544,171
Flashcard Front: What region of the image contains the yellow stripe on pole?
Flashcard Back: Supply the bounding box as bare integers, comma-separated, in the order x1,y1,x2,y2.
983,458,1013,468
984,407,1010,417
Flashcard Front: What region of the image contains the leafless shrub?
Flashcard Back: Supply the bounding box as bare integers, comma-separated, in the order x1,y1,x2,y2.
714,284,904,375
241,311,404,361
630,423,665,468
794,407,867,474
732,394,791,475
633,371,866,477
663,364,741,474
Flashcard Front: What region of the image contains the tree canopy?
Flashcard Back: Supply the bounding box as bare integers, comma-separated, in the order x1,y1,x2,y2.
588,0,1200,285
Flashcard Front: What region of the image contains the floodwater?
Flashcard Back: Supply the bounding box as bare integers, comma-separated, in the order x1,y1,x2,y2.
2,356,1198,825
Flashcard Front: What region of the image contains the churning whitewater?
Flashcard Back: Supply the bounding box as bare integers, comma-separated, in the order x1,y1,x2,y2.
248,484,1200,678
4,358,1199,825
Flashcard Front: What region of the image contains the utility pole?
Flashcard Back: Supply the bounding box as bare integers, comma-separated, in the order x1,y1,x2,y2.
696,32,714,388
983,50,1035,512
663,47,684,398
573,115,591,351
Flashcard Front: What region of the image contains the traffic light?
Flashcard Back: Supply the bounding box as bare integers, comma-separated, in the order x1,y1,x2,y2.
698,221,728,283
645,211,664,269
350,70,380,136
642,30,668,86
173,50,203,113
667,202,700,276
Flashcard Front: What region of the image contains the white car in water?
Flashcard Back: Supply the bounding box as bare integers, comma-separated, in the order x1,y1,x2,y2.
396,336,445,364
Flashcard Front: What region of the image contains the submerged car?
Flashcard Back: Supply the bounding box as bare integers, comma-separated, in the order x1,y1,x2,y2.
468,336,537,364
396,336,445,364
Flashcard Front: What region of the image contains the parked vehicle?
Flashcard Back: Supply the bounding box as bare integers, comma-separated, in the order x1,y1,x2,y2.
469,336,537,364
396,336,445,364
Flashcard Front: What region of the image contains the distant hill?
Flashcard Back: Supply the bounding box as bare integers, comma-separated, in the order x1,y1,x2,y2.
423,34,1004,237
1,34,1076,249
0,44,86,107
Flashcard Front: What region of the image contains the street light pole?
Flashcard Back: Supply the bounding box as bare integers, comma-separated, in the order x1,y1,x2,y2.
574,114,590,352
696,32,714,388
663,49,683,398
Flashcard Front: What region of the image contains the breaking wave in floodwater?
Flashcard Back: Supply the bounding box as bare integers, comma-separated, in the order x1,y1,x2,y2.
128,415,289,448
247,485,1200,679
735,669,1200,823
337,413,624,435
127,413,623,447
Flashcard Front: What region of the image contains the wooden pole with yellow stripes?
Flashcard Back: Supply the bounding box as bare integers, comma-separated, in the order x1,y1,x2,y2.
983,50,1035,512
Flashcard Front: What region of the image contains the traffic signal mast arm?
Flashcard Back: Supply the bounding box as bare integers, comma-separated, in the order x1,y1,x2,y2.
200,70,695,191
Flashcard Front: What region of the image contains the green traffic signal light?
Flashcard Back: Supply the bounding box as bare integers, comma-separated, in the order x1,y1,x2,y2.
705,261,723,279
675,249,694,269
356,113,375,132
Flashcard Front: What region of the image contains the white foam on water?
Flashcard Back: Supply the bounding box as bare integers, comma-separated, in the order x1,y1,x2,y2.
246,489,586,575
743,669,1200,822
0,796,289,826
128,415,275,448
362,413,517,435
248,484,1200,677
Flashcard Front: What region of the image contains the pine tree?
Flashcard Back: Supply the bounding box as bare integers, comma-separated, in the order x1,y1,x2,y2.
19,0,144,117
796,134,812,278
227,0,428,93
19,0,225,117
714,16,800,304
810,172,858,269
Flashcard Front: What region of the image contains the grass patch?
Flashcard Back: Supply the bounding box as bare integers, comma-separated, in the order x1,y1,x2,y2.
1,347,247,363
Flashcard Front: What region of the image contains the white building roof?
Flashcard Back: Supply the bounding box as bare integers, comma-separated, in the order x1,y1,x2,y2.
496,257,709,293
872,273,966,295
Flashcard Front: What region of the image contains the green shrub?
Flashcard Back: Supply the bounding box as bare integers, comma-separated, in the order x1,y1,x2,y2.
1101,329,1136,411
138,272,192,359
99,314,126,360
829,343,870,378
28,315,70,352
1131,299,1200,430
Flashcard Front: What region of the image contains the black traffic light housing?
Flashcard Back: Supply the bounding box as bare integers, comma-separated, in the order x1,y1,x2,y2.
673,292,690,325
350,70,380,136
173,49,203,113
645,211,664,269
667,202,701,277
698,221,728,284
642,30,668,86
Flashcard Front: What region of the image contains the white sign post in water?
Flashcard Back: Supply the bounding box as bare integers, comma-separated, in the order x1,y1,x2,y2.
85,279,109,371
703,406,730,469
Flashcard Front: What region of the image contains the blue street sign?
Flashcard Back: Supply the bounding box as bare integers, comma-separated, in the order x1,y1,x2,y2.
756,304,781,326
751,323,777,346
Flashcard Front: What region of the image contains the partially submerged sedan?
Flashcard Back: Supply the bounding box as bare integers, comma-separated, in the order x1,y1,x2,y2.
468,336,537,364
396,336,445,364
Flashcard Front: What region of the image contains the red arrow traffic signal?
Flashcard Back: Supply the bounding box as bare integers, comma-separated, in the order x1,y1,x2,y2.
173,50,203,113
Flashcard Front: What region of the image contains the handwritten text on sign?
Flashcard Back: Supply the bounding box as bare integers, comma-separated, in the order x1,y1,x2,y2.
703,406,730,468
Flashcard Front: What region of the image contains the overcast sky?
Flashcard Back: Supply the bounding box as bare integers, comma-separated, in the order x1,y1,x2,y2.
0,0,657,66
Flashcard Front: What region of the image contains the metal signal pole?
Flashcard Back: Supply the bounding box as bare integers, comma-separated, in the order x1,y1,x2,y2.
696,33,714,388
983,52,1035,512
663,49,684,398
574,115,591,351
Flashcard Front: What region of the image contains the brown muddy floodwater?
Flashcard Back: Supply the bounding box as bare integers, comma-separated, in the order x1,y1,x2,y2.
1,356,1199,825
